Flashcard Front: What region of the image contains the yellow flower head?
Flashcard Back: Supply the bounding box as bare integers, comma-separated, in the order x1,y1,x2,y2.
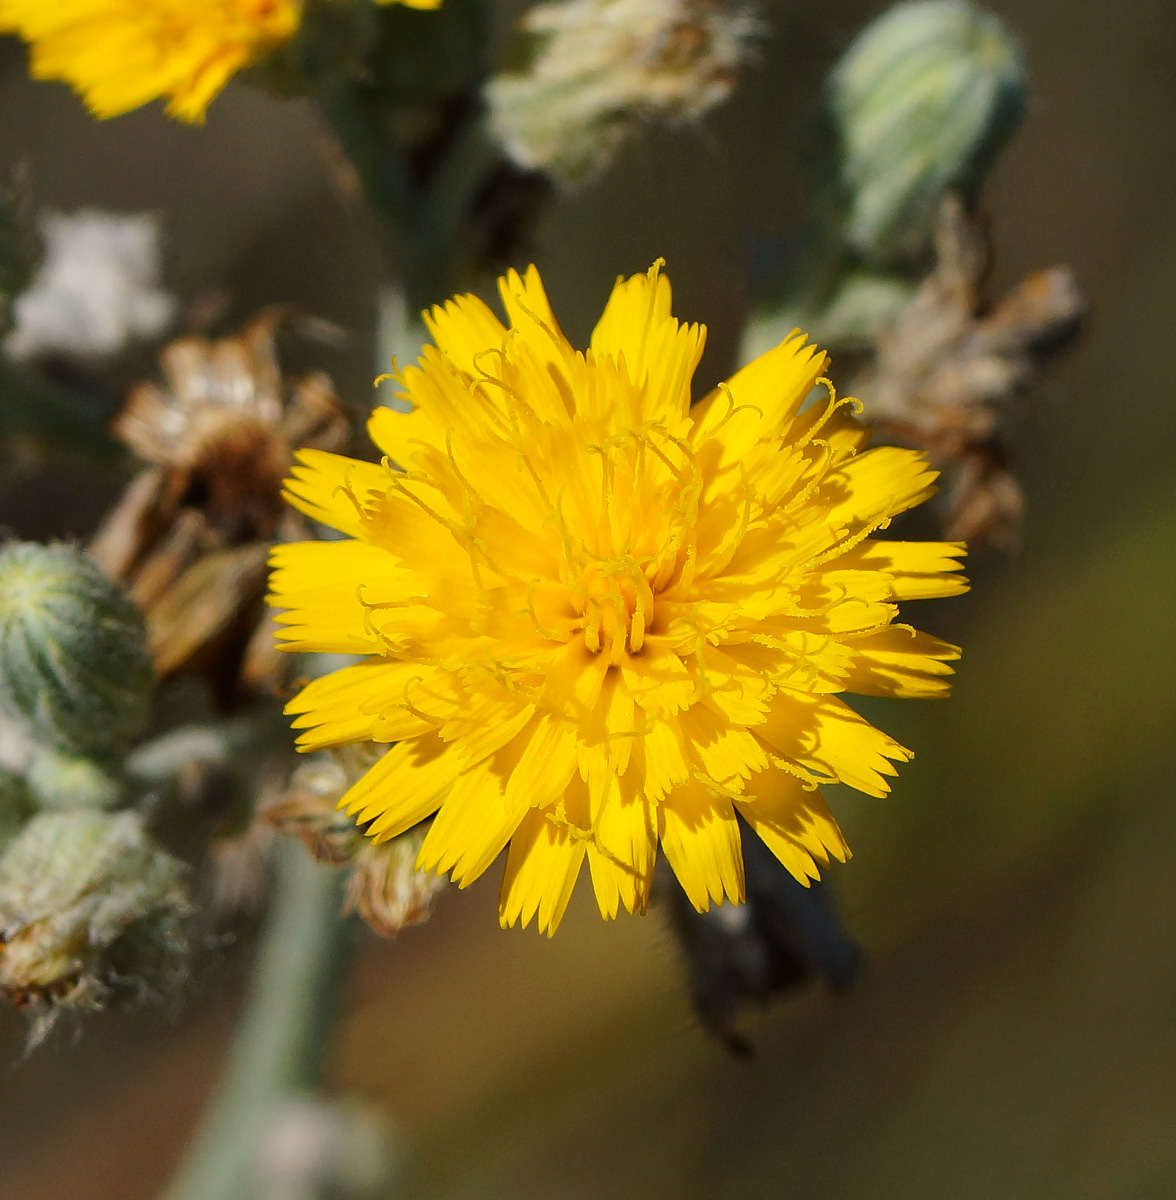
270,263,967,934
0,0,442,124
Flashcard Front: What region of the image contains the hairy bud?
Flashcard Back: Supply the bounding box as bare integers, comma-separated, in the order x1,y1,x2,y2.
828,0,1026,264
0,542,154,755
0,809,190,1045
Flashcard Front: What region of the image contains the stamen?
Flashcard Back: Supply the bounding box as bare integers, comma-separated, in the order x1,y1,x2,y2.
398,675,453,727
793,378,861,452
522,579,569,642
706,381,765,436
760,751,836,790
808,503,898,568
781,440,836,516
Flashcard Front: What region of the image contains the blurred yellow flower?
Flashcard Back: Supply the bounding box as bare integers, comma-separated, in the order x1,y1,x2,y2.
270,263,967,934
0,0,443,124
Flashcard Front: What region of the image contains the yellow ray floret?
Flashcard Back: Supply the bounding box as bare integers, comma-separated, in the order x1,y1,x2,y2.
269,261,967,934
0,0,442,124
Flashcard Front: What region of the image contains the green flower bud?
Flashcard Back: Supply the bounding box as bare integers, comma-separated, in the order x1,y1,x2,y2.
0,542,154,755
0,809,190,1045
828,0,1026,264
25,745,122,811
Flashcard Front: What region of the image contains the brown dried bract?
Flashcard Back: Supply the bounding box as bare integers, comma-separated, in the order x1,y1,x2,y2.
343,834,447,938
852,193,1085,551
263,756,363,867
265,751,448,937
89,311,352,701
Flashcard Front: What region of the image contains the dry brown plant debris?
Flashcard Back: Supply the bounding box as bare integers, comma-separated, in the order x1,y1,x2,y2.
852,193,1085,551
89,312,351,703
265,751,447,938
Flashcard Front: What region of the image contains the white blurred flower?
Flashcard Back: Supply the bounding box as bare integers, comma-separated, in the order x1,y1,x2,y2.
258,1096,398,1200
6,209,175,361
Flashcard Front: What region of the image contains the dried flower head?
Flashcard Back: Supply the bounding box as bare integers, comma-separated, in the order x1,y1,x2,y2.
114,312,348,542
271,262,966,934
852,193,1085,550
266,754,366,867
344,825,447,937
266,746,448,936
4,209,175,362
89,313,350,696
488,0,756,184
0,809,190,1045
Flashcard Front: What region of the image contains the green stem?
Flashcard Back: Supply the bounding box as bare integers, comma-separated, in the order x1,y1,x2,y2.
160,840,350,1200
317,90,497,311
304,0,496,312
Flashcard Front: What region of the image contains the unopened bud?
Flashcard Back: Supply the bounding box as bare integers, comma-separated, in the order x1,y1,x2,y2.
828,0,1026,264
488,0,756,185
663,824,860,1054
0,542,154,755
0,810,190,1045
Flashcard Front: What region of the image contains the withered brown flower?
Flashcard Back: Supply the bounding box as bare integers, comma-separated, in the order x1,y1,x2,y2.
852,193,1085,551
89,311,351,702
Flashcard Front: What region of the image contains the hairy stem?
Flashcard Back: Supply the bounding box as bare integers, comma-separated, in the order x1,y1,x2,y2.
160,841,350,1200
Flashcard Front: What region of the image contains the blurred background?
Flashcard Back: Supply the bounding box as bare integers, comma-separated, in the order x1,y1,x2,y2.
2,0,1176,1196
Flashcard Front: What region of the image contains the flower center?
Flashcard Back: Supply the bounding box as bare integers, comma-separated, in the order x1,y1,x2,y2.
577,558,654,662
